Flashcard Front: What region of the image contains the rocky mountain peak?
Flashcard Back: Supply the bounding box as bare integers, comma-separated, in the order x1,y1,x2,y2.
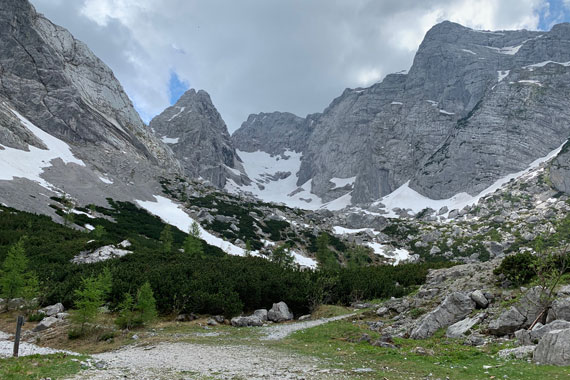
149,88,248,188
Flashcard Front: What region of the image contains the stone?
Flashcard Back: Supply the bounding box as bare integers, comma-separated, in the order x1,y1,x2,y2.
253,309,268,322
370,340,397,349
175,313,197,322
298,314,311,321
546,297,570,323
212,315,225,324
33,316,59,332
39,303,64,317
534,328,570,365
376,306,389,316
207,318,218,326
470,290,489,309
498,345,536,360
411,346,434,356
230,315,263,327
530,320,570,343
267,302,293,322
410,292,475,339
488,307,526,336
446,313,485,338
515,329,532,346
7,298,25,311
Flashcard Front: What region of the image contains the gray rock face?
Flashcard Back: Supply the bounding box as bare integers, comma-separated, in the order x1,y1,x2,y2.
149,89,248,188
232,112,313,155
267,301,294,322
410,292,475,339
534,328,570,365
446,313,486,338
233,21,570,205
0,0,181,215
488,306,526,335
33,316,59,332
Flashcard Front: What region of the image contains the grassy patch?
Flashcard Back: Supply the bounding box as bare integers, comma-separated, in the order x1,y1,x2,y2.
0,353,87,380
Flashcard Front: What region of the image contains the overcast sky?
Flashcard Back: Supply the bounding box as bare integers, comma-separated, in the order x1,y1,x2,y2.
31,0,570,132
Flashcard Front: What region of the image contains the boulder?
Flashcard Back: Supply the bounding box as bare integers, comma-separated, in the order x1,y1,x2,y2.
298,314,311,321
33,316,59,332
39,303,65,317
212,315,225,324
267,302,293,322
230,315,263,327
498,345,536,360
470,290,489,309
410,292,475,339
488,306,526,336
530,320,570,343
446,313,486,338
175,313,197,322
534,328,570,365
207,318,218,326
253,309,268,322
546,297,570,323
7,298,25,311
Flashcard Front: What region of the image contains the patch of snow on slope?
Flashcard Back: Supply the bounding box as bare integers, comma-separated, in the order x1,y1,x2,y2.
232,150,324,210
136,195,316,267
486,44,522,55
330,176,356,189
391,101,403,105
332,226,379,235
322,191,353,211
524,61,570,70
366,242,410,265
497,70,510,82
0,109,85,189
291,251,317,269
161,136,180,144
167,106,186,121
377,141,566,218
439,109,455,115
99,176,113,184
461,49,476,55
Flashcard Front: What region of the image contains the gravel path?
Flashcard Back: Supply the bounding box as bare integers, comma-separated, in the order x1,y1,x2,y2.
64,314,356,380
0,340,77,358
261,313,356,340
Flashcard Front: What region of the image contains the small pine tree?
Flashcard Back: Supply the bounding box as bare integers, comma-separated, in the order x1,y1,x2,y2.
316,233,339,271
92,225,105,239
136,282,157,325
270,243,294,268
72,269,112,334
115,293,135,330
190,221,201,238
346,245,371,269
184,234,203,258
245,240,252,257
0,238,38,301
160,225,173,253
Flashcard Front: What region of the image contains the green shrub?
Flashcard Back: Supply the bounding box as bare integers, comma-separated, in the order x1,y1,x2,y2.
493,252,536,286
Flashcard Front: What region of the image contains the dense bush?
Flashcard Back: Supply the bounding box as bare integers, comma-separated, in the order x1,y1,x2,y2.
493,251,536,286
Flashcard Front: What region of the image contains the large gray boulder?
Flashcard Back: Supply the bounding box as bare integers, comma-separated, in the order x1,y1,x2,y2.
267,302,294,322
253,309,268,322
410,292,475,339
230,315,263,327
498,345,536,360
546,297,570,323
488,306,526,336
531,320,570,342
446,313,486,338
39,303,65,317
33,316,59,332
534,328,570,365
488,286,547,336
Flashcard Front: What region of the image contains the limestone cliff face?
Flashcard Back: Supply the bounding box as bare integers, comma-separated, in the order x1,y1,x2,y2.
149,89,249,188
0,0,181,214
233,21,570,204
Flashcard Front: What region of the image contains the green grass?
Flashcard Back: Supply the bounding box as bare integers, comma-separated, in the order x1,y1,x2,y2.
0,353,88,380
280,320,570,380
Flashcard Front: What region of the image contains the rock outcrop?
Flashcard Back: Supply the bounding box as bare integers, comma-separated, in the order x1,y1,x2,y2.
149,89,248,188
534,328,570,365
232,21,570,206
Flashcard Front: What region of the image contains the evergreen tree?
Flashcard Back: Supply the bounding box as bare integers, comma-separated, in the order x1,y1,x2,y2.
346,245,371,269
270,243,294,268
92,225,105,239
136,282,157,325
160,225,173,253
0,238,38,300
245,240,252,257
115,293,135,329
316,233,339,271
190,221,201,238
72,269,112,334
184,234,204,258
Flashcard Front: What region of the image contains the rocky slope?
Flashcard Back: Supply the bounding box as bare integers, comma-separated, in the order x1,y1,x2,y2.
149,89,248,188
232,21,570,207
0,0,181,217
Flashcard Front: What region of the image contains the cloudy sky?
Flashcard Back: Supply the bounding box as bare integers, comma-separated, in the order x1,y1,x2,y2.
31,0,570,132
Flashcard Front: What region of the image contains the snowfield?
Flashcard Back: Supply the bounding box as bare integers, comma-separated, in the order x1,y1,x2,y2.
0,108,85,190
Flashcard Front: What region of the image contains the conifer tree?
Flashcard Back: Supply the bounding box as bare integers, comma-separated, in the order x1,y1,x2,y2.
160,225,173,253
0,238,39,300
270,243,294,268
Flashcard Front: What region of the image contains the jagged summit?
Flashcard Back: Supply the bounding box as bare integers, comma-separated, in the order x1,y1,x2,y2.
231,21,570,211
149,88,248,188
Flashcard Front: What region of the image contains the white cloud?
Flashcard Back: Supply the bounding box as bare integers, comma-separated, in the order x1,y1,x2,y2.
31,0,547,131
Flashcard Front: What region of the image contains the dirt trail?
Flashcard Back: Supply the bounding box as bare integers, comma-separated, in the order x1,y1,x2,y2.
65,314,356,380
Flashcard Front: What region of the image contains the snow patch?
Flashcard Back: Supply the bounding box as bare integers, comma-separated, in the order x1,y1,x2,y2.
330,176,356,189
0,109,85,189
167,106,186,121
332,226,379,235
517,80,543,86
497,70,510,82
439,109,455,115
391,101,403,105
99,176,113,184
486,44,522,55
161,136,180,144
366,242,410,265
524,61,570,70
461,49,476,55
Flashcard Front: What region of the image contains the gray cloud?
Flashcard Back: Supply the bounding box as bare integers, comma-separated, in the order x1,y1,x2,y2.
31,0,545,131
